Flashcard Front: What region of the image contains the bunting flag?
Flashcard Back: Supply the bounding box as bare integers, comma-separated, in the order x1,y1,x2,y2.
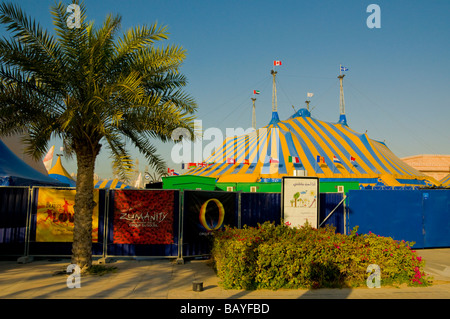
333,156,342,164
253,90,260,95
274,60,282,66
288,156,299,163
269,158,279,164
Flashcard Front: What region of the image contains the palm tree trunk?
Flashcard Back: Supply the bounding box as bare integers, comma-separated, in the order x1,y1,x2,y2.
72,144,98,271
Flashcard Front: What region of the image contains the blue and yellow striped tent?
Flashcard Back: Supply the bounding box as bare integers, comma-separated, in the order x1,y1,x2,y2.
440,174,450,187
185,109,437,187
94,178,130,189
48,156,76,187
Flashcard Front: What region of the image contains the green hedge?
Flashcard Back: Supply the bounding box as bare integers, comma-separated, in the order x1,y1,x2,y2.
211,221,432,290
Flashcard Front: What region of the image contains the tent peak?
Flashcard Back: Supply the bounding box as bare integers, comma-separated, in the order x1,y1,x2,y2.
290,108,311,119
268,111,280,125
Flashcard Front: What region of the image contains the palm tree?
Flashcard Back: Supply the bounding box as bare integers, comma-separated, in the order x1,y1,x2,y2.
0,1,196,271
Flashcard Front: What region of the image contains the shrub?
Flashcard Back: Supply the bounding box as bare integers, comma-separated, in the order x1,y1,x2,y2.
211,221,432,290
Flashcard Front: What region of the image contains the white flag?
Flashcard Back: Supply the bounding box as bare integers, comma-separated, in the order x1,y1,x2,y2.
307,92,314,98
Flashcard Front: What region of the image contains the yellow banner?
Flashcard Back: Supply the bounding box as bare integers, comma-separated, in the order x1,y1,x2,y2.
36,189,99,242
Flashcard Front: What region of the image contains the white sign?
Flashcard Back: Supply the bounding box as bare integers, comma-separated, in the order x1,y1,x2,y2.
282,177,319,228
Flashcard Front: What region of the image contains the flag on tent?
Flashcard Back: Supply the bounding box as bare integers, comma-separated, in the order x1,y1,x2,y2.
333,156,342,164
188,163,197,169
269,157,279,164
243,159,250,165
307,93,314,98
253,90,260,95
274,60,282,66
227,158,235,164
43,145,54,172
350,156,357,164
317,156,326,165
340,66,349,71
288,156,299,163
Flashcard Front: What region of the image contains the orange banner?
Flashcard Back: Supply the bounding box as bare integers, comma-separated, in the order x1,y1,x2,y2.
36,188,99,242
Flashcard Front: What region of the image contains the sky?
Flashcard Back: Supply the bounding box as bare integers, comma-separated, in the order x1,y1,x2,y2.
1,0,449,181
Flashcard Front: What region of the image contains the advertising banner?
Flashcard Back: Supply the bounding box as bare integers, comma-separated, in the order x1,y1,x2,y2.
36,188,99,242
183,191,237,242
112,190,176,244
282,177,319,228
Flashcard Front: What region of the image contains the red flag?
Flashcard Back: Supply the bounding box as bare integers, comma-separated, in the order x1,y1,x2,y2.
227,158,235,164
244,159,250,165
274,60,282,66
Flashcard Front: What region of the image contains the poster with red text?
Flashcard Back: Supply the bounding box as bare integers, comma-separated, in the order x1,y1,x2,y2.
113,190,176,244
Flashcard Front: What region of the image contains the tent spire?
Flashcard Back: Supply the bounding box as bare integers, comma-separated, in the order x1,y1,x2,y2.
251,97,256,130
338,65,347,125
271,69,277,112
269,69,280,125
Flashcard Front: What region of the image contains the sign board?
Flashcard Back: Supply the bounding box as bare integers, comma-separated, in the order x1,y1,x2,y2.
281,176,319,228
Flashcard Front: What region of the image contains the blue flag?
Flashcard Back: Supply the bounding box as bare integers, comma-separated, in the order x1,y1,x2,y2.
340,66,349,71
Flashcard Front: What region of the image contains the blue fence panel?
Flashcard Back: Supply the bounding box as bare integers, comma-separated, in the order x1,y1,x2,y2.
106,189,180,257
319,193,345,233
422,190,450,248
0,187,29,256
347,190,425,247
182,190,239,257
28,188,106,256
240,192,281,227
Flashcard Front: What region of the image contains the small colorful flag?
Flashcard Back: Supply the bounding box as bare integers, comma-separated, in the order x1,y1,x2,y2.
253,90,260,95
227,158,235,164
269,157,279,164
340,66,349,72
244,159,250,165
274,60,282,66
350,156,356,162
307,92,314,98
288,156,299,163
188,162,197,169
207,162,214,166
317,156,325,164
333,156,342,164
168,168,174,175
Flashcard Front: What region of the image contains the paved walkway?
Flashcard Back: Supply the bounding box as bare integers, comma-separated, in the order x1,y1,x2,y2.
0,248,449,299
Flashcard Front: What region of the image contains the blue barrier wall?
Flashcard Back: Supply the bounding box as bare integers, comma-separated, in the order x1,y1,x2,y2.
0,187,29,256
240,192,281,227
2,187,447,258
347,189,450,248
319,192,345,233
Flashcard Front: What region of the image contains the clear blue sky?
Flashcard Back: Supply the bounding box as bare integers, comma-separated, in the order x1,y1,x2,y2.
2,0,450,179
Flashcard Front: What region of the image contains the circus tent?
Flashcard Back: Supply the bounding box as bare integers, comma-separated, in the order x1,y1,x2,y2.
94,178,130,189
0,139,68,187
48,156,76,187
184,68,438,188
440,174,450,187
